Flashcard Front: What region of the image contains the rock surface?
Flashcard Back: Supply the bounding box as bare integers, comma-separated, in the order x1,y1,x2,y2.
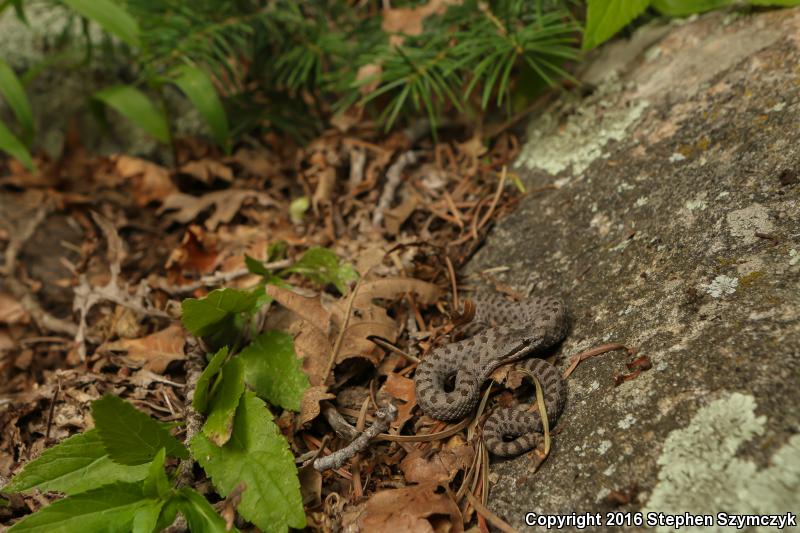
471,8,800,532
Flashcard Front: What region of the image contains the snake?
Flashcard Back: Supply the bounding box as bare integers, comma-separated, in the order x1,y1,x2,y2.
413,293,568,457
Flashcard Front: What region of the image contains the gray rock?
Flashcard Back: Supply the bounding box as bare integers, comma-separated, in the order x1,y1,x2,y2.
473,8,800,532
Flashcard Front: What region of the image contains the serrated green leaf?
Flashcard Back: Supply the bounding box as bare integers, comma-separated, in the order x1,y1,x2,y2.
1,430,149,496
652,0,731,14
583,0,651,50
239,331,309,412
0,59,33,143
7,481,154,533
203,357,244,446
62,0,140,47
131,499,165,533
93,85,170,143
181,287,261,337
0,119,35,171
171,65,230,153
283,247,358,294
177,487,236,533
190,392,305,533
91,395,188,465
193,346,229,415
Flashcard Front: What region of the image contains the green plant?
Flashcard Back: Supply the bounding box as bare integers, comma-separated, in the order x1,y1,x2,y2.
1,246,358,532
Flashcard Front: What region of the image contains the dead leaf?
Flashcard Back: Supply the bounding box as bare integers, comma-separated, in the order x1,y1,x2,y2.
0,293,29,324
97,324,186,373
226,148,277,177
382,373,417,429
384,195,419,235
179,159,234,183
356,277,441,307
299,385,336,426
347,482,463,533
356,64,383,96
112,155,177,206
159,189,278,230
400,445,475,484
382,0,462,46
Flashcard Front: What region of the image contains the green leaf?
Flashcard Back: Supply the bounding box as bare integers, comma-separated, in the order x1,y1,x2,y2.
0,59,33,143
62,0,140,47
267,241,288,262
171,65,230,153
283,247,358,294
181,287,261,337
583,0,651,50
193,346,229,415
202,357,245,446
652,0,731,14
748,0,800,4
0,119,35,171
190,392,305,532
142,449,171,500
1,430,149,496
7,481,154,533
93,85,170,143
239,331,309,412
177,487,236,533
91,395,188,465
289,197,309,224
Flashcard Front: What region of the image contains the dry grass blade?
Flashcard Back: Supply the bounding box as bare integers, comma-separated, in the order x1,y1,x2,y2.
376,416,470,442
323,276,364,382
465,492,521,533
517,368,551,456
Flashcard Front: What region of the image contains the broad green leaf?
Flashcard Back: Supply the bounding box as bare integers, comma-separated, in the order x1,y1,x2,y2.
239,331,309,412
131,499,165,533
0,119,35,171
7,481,154,533
267,241,288,262
1,430,149,495
142,449,171,500
181,287,261,337
171,65,230,153
202,357,245,446
283,247,358,294
177,487,235,533
0,59,33,142
193,346,229,414
190,392,305,532
583,0,651,50
62,0,140,47
652,0,731,14
91,395,188,465
93,85,170,143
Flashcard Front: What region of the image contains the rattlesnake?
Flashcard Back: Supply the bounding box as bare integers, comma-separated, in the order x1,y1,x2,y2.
413,293,568,456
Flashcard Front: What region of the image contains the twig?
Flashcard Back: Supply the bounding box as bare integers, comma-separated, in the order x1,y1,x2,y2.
313,402,397,472
154,259,292,295
175,336,207,488
44,378,61,444
323,276,363,383
563,343,635,379
321,402,360,441
373,151,417,227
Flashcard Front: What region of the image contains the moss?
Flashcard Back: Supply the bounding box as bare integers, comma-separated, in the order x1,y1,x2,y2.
644,393,800,533
739,271,765,289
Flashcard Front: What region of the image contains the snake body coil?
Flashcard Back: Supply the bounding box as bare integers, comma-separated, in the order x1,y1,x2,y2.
413,293,568,456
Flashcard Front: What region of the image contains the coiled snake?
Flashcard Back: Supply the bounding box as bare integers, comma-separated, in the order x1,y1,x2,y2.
414,293,568,456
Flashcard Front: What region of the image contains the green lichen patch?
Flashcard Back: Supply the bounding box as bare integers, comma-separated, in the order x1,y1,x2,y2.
644,393,800,533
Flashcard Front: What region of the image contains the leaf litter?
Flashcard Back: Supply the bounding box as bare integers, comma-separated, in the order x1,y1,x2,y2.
1,109,545,531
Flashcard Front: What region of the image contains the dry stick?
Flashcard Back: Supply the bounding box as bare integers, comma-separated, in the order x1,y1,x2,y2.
372,150,417,227
376,416,470,442
465,492,521,533
368,335,420,364
444,255,459,312
313,402,398,472
321,402,360,441
563,343,634,379
44,378,61,444
175,335,207,488
477,165,507,231
323,276,363,382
